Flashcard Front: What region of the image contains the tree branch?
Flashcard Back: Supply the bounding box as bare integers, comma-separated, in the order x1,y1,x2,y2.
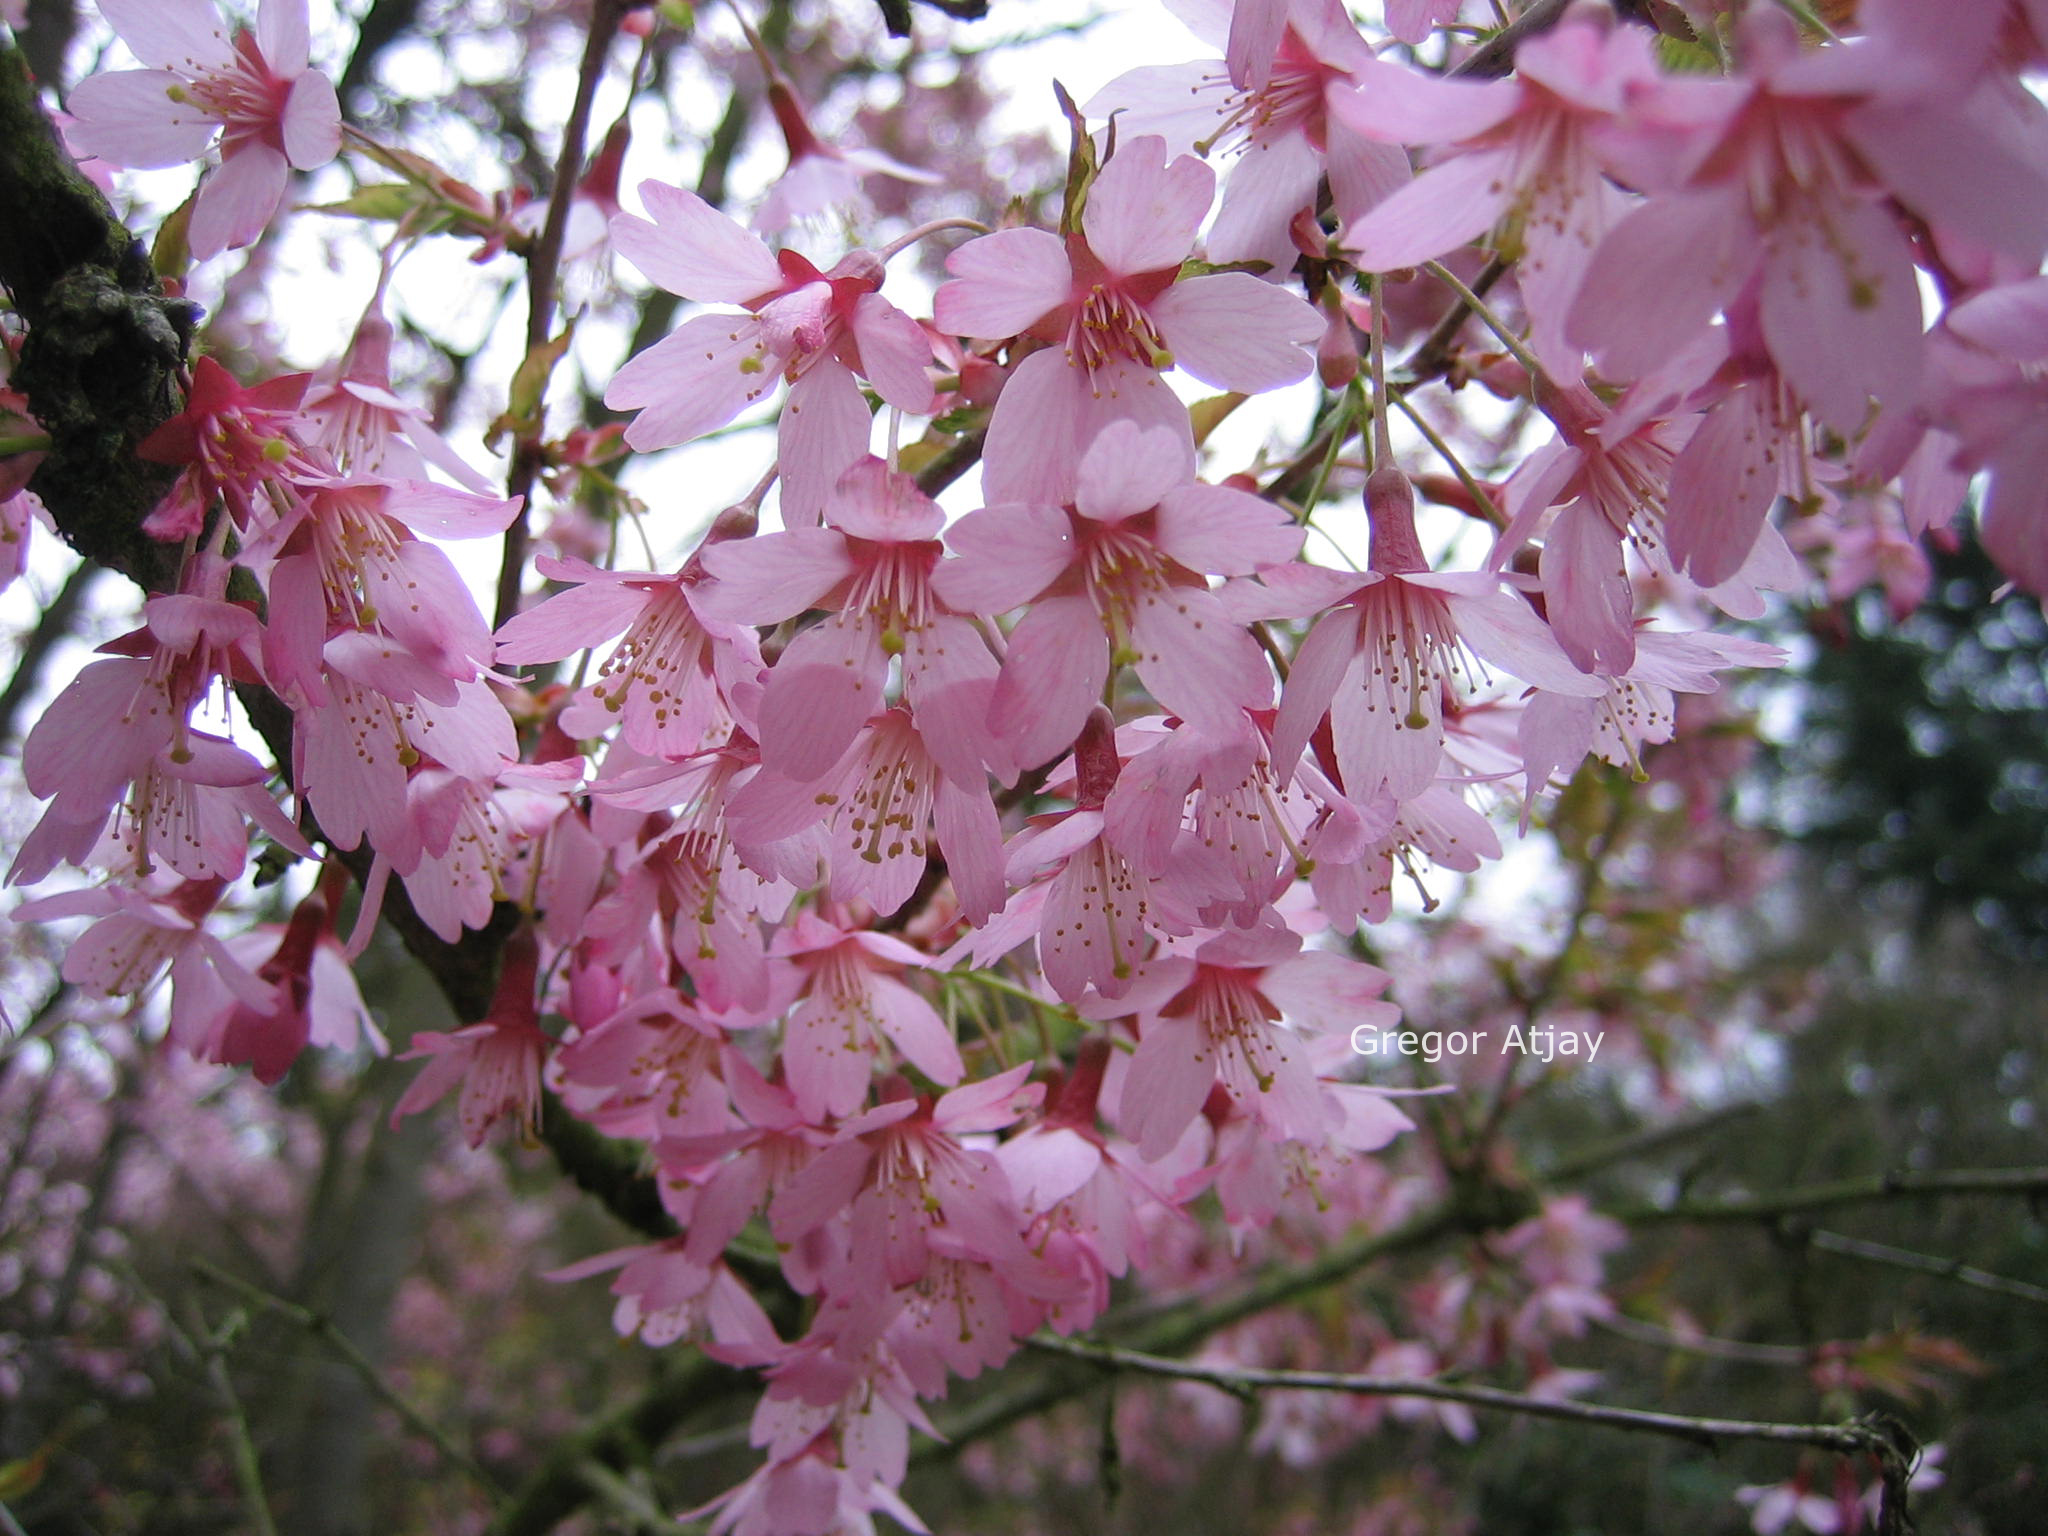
496,0,625,629
190,1257,509,1502
1806,1227,2048,1306
1023,1334,1916,1465
0,43,191,593
1617,1166,2048,1225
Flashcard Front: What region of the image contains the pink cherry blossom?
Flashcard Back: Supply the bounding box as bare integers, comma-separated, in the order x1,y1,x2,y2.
697,459,1004,783
933,422,1301,771
604,182,935,525
1266,468,1601,805
392,926,549,1146
1098,917,1398,1161
67,0,342,259
1336,14,1656,373
772,912,963,1123
934,135,1322,505
1087,0,1409,273
1569,7,2048,431
495,516,766,761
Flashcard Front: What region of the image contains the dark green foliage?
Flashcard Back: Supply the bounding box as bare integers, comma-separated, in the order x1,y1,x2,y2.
1767,534,2048,961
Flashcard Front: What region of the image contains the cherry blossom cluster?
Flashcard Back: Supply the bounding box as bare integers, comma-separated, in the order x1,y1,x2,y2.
8,0,2047,1529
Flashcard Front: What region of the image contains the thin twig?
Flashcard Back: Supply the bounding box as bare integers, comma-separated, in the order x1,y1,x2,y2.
191,1258,508,1501
193,1304,282,1536
1616,1166,2048,1225
496,0,625,629
1423,259,1544,381
1807,1228,2048,1306
1594,1312,1813,1366
1024,1335,1904,1461
1449,0,1572,78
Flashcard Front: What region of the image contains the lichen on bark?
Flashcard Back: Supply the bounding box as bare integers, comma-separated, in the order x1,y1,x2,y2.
0,43,195,593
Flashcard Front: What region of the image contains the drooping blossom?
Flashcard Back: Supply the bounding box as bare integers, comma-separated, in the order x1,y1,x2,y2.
933,134,1322,505
756,69,939,235
1087,0,1409,273
933,422,1301,772
1267,468,1601,804
1568,6,2048,431
1092,916,1399,1162
771,911,963,1124
604,182,935,525
1336,12,1657,373
493,507,766,760
301,305,498,492
393,925,550,1146
726,707,1006,926
696,459,1004,783
67,0,342,260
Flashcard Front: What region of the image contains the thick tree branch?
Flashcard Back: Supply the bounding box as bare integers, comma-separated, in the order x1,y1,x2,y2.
0,43,191,593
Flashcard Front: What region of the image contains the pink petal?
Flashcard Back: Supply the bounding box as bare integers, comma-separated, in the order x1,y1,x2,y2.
933,773,1005,925
281,70,341,169
1224,0,1286,92
868,973,964,1086
1849,93,2048,264
613,181,782,303
935,228,1072,339
1539,499,1636,676
605,313,772,452
1122,1019,1215,1162
757,615,885,781
1947,276,2048,361
380,482,523,539
1269,607,1356,776
1153,482,1304,573
410,677,518,779
932,503,1075,613
254,0,312,73
991,594,1110,770
1206,131,1323,273
826,458,944,542
1758,196,1922,433
1568,186,1754,383
1082,135,1212,276
66,70,219,168
1073,422,1193,522
1665,384,1781,587
777,363,871,530
696,529,853,623
903,615,1005,783
1130,585,1273,726
1343,147,1516,273
1083,63,1230,160
1332,58,1518,145
1149,271,1320,392
1261,948,1391,1035
1423,578,1606,696
849,293,936,412
981,350,1192,508
189,142,289,259
770,1141,872,1237
1323,108,1415,231
98,0,231,70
